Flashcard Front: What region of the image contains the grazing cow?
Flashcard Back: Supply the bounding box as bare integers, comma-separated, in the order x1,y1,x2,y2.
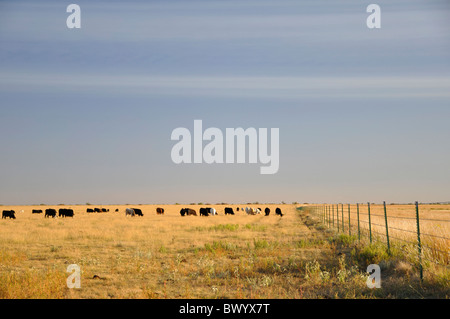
247,207,261,215
101,208,109,213
210,208,217,216
275,208,284,217
32,209,43,214
200,208,210,217
125,208,135,217
225,207,235,215
186,208,197,216
156,208,165,215
59,208,74,218
132,208,144,217
45,209,57,218
115,209,119,212
180,208,196,216
87,208,94,213
94,208,102,213
265,208,270,216
2,210,16,219
237,207,240,212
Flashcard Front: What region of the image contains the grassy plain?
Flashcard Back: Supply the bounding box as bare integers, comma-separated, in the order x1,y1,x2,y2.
0,204,448,299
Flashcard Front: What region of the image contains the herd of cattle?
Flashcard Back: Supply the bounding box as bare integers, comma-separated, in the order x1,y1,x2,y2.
2,206,283,219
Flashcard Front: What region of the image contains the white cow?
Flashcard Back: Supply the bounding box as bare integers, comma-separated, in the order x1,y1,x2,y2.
125,208,135,217
210,208,217,216
246,207,259,215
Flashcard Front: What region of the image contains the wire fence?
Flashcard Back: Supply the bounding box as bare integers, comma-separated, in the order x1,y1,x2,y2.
308,202,450,282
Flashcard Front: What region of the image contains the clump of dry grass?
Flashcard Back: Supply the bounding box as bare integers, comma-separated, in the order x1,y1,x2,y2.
0,269,68,299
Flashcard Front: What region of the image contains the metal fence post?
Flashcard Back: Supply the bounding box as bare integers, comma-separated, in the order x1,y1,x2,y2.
330,204,333,229
415,201,423,281
348,204,351,236
357,203,361,241
323,204,326,225
328,205,330,228
329,205,331,228
368,202,372,244
324,205,326,225
336,204,339,232
383,201,390,255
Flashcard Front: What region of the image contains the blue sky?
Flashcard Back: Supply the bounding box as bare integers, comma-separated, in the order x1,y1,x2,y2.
1,0,449,205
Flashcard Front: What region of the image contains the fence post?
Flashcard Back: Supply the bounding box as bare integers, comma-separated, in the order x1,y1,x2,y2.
328,205,330,228
357,203,361,241
341,204,345,234
332,205,334,228
348,204,351,236
336,204,339,232
383,201,390,255
415,201,423,281
324,205,326,225
368,202,372,244
320,204,325,224
329,205,331,228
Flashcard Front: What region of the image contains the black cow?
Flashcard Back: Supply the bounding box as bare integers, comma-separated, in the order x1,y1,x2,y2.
265,208,271,216
32,209,43,214
59,209,74,218
94,208,102,213
45,209,57,218
2,210,16,219
101,208,109,213
156,208,165,215
275,208,283,217
64,209,74,218
199,208,210,217
132,208,144,217
225,207,235,215
180,208,186,216
115,209,119,212
87,208,94,213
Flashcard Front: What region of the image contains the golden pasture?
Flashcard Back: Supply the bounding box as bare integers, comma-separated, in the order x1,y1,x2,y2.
0,204,448,299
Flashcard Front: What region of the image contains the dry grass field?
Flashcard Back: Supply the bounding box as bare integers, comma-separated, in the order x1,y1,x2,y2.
0,204,448,299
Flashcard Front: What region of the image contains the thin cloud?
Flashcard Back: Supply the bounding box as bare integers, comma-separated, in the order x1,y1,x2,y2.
2,73,450,99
